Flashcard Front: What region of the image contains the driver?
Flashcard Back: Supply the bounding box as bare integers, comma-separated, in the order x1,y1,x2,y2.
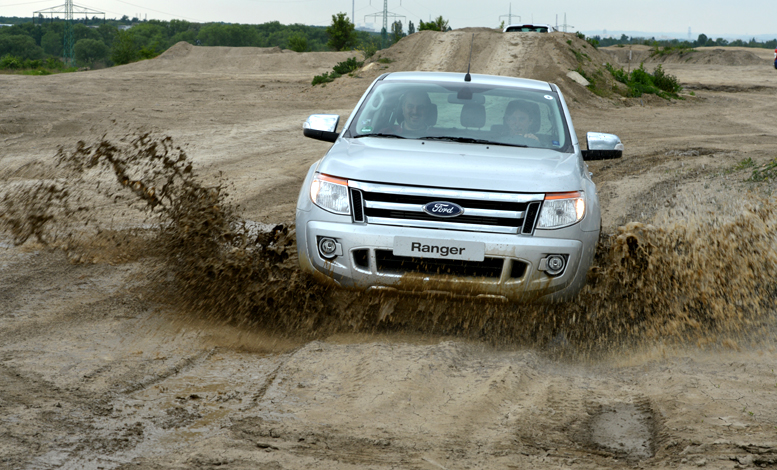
400,90,432,133
380,90,433,136
503,100,540,143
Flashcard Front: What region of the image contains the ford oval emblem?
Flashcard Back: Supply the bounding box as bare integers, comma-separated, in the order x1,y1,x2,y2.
423,201,464,218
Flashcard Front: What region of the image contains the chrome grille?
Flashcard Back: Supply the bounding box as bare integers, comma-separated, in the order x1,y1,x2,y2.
349,181,544,234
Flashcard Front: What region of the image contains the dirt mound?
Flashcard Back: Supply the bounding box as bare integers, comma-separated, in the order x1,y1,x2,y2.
601,45,768,66
320,29,620,106
115,42,355,80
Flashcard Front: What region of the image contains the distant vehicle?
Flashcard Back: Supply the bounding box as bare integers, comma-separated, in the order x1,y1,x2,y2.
503,24,556,33
297,71,623,303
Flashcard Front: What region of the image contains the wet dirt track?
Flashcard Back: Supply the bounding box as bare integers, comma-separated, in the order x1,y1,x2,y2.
3,35,777,469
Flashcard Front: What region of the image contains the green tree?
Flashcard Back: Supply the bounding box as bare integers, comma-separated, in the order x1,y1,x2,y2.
287,33,308,52
41,30,62,56
73,23,101,42
168,19,191,37
390,20,405,44
326,12,358,51
0,35,43,61
197,23,259,47
696,33,708,47
419,16,449,32
111,30,138,65
97,24,117,48
408,21,415,35
74,38,108,65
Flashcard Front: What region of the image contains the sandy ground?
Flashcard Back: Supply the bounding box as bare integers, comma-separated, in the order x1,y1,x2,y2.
3,31,777,469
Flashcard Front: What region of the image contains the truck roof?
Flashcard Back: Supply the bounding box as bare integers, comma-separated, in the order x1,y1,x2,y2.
381,71,552,92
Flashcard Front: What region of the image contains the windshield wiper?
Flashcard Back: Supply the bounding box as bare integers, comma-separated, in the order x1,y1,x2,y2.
420,136,528,148
354,133,407,139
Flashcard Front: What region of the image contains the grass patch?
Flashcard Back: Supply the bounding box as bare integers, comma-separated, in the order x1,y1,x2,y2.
747,158,777,182
569,48,585,62
377,57,394,64
725,157,755,175
575,65,612,98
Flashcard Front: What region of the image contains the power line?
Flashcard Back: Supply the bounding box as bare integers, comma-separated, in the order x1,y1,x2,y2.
107,0,203,22
498,3,519,26
365,0,404,48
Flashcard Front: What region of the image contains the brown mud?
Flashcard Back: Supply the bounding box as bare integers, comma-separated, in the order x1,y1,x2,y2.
4,134,775,357
3,31,777,469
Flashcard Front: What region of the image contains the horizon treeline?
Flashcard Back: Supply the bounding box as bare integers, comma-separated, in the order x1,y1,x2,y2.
2,15,776,71
589,32,777,50
0,16,383,69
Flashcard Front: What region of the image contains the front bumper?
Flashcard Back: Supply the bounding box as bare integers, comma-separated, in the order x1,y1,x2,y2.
296,209,598,302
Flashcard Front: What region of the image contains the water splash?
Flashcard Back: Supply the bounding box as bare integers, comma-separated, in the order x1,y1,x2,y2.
2,134,775,356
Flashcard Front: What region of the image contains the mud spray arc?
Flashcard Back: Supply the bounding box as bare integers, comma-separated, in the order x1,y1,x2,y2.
2,133,776,356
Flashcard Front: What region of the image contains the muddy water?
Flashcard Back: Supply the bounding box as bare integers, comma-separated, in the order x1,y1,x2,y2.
2,134,776,357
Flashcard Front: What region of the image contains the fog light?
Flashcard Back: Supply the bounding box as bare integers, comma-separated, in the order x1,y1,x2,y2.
318,237,338,259
545,255,566,276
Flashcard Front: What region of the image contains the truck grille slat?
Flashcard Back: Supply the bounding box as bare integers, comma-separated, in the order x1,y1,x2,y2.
351,188,364,222
349,181,543,234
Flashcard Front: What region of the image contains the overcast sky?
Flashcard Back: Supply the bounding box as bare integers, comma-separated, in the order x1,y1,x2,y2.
2,0,774,38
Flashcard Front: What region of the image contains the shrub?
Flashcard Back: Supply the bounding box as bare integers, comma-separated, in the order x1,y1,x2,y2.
332,57,363,74
45,57,65,70
0,54,22,69
312,71,340,85
650,64,682,94
359,41,378,59
24,59,42,69
605,62,682,99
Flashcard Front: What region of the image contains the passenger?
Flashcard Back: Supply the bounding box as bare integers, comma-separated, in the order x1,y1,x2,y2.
502,100,540,143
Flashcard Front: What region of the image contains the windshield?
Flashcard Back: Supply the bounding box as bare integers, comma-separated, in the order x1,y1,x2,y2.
505,25,549,32
347,79,572,152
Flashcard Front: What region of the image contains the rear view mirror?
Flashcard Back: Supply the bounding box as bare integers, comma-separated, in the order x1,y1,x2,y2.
582,132,623,161
303,114,340,142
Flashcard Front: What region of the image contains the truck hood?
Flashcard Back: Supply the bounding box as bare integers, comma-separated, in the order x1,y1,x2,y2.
317,137,584,193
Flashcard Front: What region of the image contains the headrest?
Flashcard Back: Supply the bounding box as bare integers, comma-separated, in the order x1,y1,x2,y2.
460,103,486,128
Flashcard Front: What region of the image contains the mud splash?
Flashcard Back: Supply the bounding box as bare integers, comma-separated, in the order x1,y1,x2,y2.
2,134,776,355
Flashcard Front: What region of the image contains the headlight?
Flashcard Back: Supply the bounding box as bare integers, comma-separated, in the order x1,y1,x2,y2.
536,191,585,229
310,174,351,215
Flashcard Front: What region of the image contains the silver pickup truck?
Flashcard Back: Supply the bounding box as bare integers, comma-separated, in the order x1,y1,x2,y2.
296,71,622,302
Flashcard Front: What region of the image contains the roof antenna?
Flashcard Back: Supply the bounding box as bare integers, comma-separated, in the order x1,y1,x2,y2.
464,33,473,82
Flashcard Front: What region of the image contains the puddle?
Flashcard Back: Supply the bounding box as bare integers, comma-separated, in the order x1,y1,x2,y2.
588,402,655,459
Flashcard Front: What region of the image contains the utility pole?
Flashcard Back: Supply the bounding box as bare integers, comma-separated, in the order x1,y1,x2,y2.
34,1,105,66
499,3,520,27
365,0,405,49
63,0,74,66
558,13,574,33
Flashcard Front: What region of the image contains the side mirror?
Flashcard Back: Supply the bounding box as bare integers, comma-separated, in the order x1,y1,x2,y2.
581,132,623,161
303,114,340,143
